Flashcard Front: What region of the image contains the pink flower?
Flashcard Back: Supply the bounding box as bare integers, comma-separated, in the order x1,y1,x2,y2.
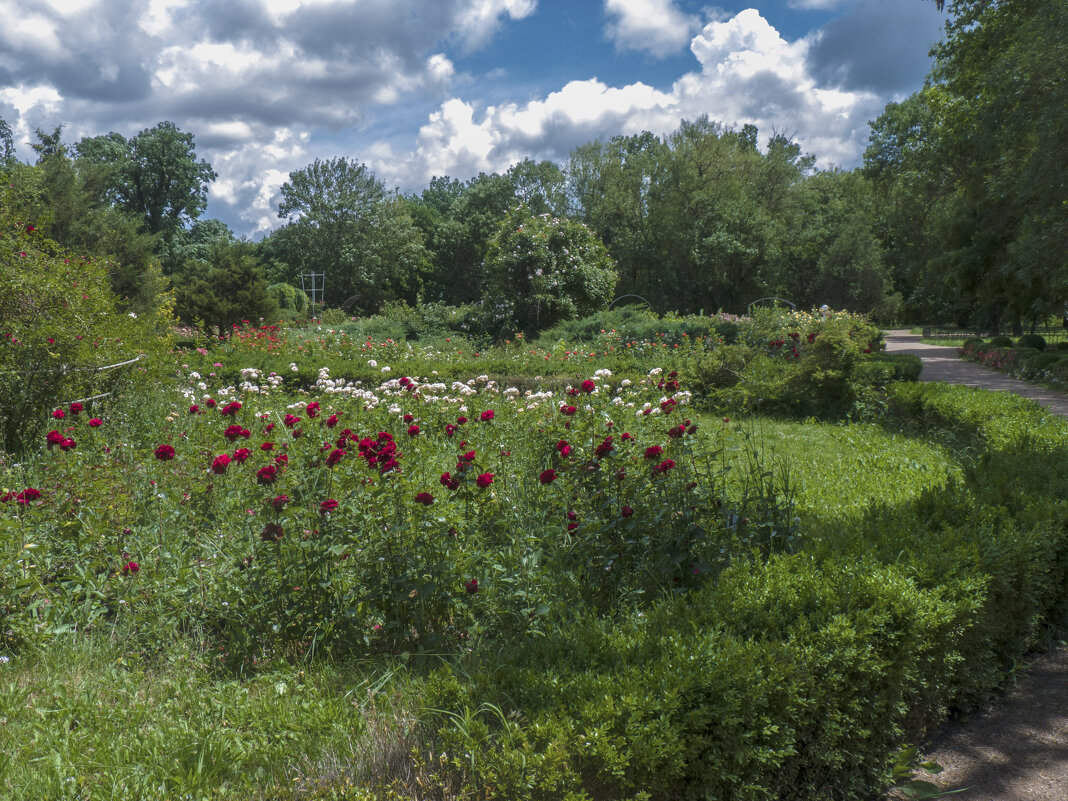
480,409,495,422
539,468,557,485
320,498,339,514
414,491,435,505
211,453,231,474
154,444,175,461
88,418,103,427
476,472,494,488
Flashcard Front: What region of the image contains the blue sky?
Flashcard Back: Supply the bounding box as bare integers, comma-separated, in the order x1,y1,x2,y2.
0,0,945,238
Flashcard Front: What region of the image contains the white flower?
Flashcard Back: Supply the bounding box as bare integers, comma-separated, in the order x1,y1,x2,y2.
620,379,631,387
289,363,299,372
381,366,391,373
368,359,378,367
649,367,663,377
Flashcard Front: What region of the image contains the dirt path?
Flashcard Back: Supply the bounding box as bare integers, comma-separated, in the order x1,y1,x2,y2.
881,330,1068,800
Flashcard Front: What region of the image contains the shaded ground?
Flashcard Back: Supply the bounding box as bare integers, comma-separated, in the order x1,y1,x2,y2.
881,330,1068,800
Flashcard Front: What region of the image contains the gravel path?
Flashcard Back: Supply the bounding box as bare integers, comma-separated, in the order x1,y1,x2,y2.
881,330,1068,800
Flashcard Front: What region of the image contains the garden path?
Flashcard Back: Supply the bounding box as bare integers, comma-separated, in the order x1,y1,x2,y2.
881,329,1068,800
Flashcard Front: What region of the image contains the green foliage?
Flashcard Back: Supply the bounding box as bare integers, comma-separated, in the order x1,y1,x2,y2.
268,282,309,321
483,207,618,335
173,240,280,332
988,335,1013,348
1016,333,1046,351
0,189,172,452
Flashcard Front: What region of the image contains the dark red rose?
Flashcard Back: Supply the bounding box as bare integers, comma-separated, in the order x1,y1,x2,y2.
539,468,557,484
465,578,479,594
320,498,339,514
154,444,175,461
414,491,434,506
210,454,231,474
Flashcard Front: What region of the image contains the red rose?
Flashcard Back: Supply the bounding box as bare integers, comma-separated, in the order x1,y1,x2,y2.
476,473,494,488
644,445,664,460
465,578,479,594
283,414,301,428
456,416,467,425
122,561,140,574
189,405,199,415
440,472,460,490
205,398,217,408
232,447,251,462
210,454,231,474
403,413,414,423
462,450,476,463
594,437,614,458
16,488,41,504
445,423,457,438
224,424,245,442
325,414,339,428
260,522,284,542
154,444,175,461
220,401,242,416
69,402,83,415
556,439,571,457
559,404,577,416
256,465,277,484
480,409,495,422
320,498,339,514
654,459,676,474
46,430,64,447
260,442,274,451
407,424,420,437
325,448,346,467
539,468,557,485
60,438,77,451
271,494,289,512
52,408,65,419
414,491,434,505
88,418,103,427
305,402,320,418
581,379,595,393
622,505,634,518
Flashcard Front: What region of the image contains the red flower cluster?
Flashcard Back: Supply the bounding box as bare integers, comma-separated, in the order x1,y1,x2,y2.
320,498,339,514
414,491,435,505
480,409,495,422
644,445,664,460
407,424,420,437
233,448,251,463
220,401,242,416
556,439,571,458
211,454,231,474
14,488,41,504
594,437,614,458
257,465,278,484
189,405,200,415
357,431,400,473
325,414,339,428
465,578,479,594
539,468,557,485
88,418,103,427
476,473,494,488
122,561,140,575
660,398,678,413
305,401,320,418
224,424,251,442
653,459,676,474
325,448,346,468
69,402,83,415
559,404,577,416
440,472,460,490
52,408,65,419
581,379,596,393
445,423,458,438
155,444,175,461
271,494,289,511
283,414,301,428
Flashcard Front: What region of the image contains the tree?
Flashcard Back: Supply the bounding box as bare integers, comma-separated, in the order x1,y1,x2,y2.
0,116,15,167
76,121,216,243
483,207,618,334
269,158,430,314
174,241,279,332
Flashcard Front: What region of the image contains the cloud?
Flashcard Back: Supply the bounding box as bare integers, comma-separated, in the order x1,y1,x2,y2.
603,0,702,58
806,0,944,93
395,8,882,188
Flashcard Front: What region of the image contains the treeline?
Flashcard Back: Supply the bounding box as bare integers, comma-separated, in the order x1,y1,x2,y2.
1,0,1061,336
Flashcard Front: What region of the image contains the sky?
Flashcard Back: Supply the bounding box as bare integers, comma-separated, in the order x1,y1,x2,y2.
0,0,945,239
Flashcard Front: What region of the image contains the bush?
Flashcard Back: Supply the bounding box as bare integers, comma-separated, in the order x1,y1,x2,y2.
267,282,308,321
989,335,1014,347
0,191,172,451
1016,333,1046,350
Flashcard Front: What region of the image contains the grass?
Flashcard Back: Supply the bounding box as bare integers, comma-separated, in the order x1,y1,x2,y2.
0,633,420,800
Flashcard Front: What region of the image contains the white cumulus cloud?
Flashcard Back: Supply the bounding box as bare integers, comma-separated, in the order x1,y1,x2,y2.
603,0,702,58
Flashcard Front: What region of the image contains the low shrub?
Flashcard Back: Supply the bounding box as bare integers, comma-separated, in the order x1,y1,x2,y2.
989,335,1014,348
1016,333,1046,351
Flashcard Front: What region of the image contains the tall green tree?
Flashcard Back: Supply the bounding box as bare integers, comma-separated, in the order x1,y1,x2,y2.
76,121,216,245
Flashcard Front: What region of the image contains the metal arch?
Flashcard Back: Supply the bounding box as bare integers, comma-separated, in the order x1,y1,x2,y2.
608,294,653,311
746,297,796,313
